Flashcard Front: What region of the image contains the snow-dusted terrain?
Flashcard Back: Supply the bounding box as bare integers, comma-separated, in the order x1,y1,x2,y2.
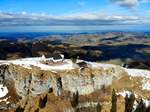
0,56,150,76
125,68,150,90
0,57,75,72
126,68,150,79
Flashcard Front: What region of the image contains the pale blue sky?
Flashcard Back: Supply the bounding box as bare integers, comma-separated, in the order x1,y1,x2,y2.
0,0,107,15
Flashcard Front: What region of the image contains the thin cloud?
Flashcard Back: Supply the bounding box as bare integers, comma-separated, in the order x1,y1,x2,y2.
110,0,139,9
21,11,27,15
0,12,149,26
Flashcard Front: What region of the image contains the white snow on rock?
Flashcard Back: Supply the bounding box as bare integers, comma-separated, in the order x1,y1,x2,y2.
125,68,150,79
132,99,150,111
117,90,136,98
0,57,119,72
144,100,150,108
125,68,150,91
142,79,150,90
0,56,150,77
132,100,139,112
0,57,75,72
0,84,8,98
87,62,115,69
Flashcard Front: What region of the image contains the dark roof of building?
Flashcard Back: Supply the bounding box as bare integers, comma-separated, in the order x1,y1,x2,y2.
77,61,87,68
50,54,63,60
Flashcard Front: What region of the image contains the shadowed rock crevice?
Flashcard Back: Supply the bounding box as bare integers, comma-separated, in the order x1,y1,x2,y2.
56,77,62,96
15,106,24,112
39,95,48,108
34,108,39,112
71,91,79,107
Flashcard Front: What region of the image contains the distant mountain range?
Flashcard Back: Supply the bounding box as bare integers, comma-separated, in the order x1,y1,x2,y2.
0,31,150,41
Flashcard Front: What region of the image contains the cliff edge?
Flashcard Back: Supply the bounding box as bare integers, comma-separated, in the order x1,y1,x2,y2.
0,57,150,112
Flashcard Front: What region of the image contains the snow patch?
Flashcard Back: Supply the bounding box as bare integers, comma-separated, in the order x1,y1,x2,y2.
0,58,75,72
144,100,150,108
142,79,150,90
117,90,136,98
132,100,139,111
126,69,150,79
87,62,115,69
0,84,8,98
132,99,150,111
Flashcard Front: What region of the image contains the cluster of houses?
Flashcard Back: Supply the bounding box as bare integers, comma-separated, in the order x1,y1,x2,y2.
41,54,64,64
40,54,88,68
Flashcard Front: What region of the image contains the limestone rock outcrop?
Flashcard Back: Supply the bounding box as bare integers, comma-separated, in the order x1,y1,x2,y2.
0,57,149,112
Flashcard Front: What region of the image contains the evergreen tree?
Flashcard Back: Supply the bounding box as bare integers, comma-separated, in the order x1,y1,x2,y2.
96,102,101,112
134,99,146,112
125,93,135,112
125,94,135,112
111,89,117,112
71,90,79,107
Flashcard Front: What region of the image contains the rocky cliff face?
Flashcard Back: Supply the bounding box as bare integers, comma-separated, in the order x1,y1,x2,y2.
0,57,150,112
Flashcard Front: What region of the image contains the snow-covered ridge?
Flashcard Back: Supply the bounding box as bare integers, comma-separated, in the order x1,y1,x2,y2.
0,57,74,72
126,68,150,79
125,68,150,90
0,57,117,72
0,57,150,77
